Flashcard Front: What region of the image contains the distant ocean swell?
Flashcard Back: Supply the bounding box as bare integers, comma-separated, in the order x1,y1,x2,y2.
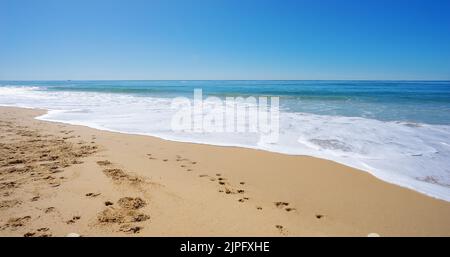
0,81,449,201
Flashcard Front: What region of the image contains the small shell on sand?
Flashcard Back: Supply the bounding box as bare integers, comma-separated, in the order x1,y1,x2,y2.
66,233,81,237
367,233,380,237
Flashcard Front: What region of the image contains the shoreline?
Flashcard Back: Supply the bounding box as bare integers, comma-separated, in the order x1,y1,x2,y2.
1,106,450,236
33,105,450,203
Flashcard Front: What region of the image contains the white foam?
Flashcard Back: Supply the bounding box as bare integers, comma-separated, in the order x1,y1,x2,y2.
1,86,449,201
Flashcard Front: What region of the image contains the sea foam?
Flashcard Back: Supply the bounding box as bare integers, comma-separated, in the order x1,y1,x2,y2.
1,85,449,201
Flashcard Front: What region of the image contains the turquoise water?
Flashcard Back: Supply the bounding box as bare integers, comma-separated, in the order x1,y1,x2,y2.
2,80,450,124
1,80,450,201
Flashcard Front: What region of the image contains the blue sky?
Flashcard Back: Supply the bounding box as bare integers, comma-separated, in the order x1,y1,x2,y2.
1,0,449,80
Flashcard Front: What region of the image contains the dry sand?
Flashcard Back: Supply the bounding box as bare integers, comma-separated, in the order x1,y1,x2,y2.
0,106,449,237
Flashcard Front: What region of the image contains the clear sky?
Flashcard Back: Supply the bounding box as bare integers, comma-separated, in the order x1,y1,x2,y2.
1,0,449,80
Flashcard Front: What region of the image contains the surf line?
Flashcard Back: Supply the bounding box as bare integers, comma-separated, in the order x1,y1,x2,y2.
170,89,280,143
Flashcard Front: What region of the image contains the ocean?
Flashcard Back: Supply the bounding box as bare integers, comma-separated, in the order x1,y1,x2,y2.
1,80,449,201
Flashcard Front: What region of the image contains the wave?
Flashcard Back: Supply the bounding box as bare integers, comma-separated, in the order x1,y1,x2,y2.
1,85,449,201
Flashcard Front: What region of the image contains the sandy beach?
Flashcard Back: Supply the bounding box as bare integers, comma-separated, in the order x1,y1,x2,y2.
0,106,449,237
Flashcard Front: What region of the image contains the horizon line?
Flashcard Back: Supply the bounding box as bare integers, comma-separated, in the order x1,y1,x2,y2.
1,79,450,82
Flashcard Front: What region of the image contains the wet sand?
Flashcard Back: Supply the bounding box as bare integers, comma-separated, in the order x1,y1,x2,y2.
1,106,449,236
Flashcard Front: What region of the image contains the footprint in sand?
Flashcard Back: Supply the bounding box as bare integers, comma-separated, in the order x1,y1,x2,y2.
96,160,112,166
44,207,55,213
1,216,31,230
238,197,250,203
24,227,51,237
275,224,287,235
274,202,297,212
117,197,146,209
0,199,22,210
66,215,81,224
85,192,101,197
274,202,289,208
97,197,150,234
147,154,157,160
199,174,216,181
119,224,143,234
107,169,143,184
315,214,324,219
199,173,252,206
30,196,40,202
224,188,235,194
49,181,61,187
175,155,190,162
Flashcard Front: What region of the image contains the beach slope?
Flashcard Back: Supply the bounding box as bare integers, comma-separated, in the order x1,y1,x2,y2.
0,106,449,236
